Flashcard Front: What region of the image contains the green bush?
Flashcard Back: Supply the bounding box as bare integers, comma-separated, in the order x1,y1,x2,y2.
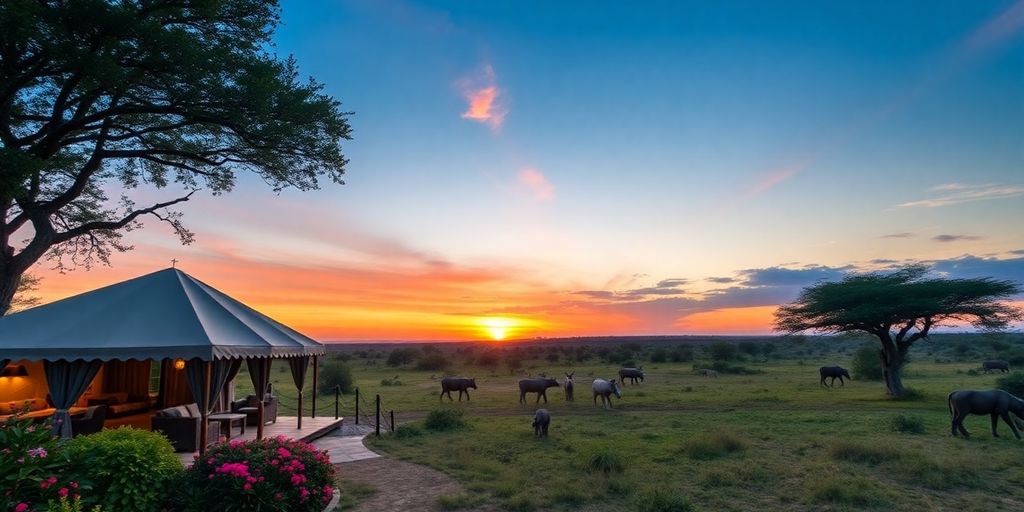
996,371,1024,396
45,496,102,512
424,408,467,431
648,348,668,363
851,344,883,380
65,427,182,511
631,490,693,512
681,433,748,460
585,447,624,475
318,360,354,395
415,353,450,372
709,342,738,361
385,348,419,367
394,424,423,438
888,414,925,434
669,345,694,362
0,415,75,510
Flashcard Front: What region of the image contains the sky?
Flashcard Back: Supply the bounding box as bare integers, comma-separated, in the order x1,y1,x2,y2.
27,0,1024,341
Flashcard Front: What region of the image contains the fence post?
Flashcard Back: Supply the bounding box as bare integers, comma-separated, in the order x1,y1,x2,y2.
390,410,395,433
355,387,360,425
375,394,381,437
334,385,340,420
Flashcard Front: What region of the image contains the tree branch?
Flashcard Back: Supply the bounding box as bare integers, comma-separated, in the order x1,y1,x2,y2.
52,191,196,244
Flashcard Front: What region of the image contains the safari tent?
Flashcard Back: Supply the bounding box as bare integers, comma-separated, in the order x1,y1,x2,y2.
0,268,325,453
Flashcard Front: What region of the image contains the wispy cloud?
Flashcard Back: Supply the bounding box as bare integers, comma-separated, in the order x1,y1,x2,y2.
898,183,1024,208
457,64,507,131
517,168,555,202
881,232,916,239
932,234,984,243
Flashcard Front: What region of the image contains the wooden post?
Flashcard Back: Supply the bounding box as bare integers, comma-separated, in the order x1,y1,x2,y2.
334,385,340,420
355,387,359,425
256,360,266,440
390,410,395,433
311,355,318,418
375,394,381,437
297,389,303,430
199,360,212,456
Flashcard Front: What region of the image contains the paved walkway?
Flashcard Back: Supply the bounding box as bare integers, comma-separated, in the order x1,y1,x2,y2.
312,423,380,463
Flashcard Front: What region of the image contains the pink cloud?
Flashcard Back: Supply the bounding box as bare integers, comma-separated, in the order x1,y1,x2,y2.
458,65,507,131
517,168,555,202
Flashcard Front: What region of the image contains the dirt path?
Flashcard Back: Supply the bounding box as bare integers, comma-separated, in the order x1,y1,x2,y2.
336,457,467,512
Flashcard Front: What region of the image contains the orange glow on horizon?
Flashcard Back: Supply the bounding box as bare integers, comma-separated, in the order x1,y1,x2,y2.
675,306,780,335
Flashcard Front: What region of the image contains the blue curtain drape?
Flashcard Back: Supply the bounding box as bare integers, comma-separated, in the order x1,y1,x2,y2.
185,358,241,414
246,357,272,399
44,359,102,438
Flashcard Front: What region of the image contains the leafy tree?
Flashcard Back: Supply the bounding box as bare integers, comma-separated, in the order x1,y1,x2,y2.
386,347,418,367
318,360,354,395
7,272,40,313
0,0,351,314
708,342,738,361
775,265,1021,396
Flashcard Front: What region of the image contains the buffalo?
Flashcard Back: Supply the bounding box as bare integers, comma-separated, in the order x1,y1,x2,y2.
982,360,1010,373
519,377,560,404
618,367,645,385
592,378,622,410
440,377,477,402
564,371,575,402
532,409,550,437
819,366,851,387
949,389,1024,439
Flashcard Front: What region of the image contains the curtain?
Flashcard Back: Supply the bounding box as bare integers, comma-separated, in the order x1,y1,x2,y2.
102,360,151,398
289,356,309,427
184,358,239,415
246,357,272,399
157,359,192,408
216,359,244,412
44,359,103,438
0,359,9,374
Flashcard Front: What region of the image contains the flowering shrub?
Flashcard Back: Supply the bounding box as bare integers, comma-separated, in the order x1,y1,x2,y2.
0,415,86,512
177,436,336,512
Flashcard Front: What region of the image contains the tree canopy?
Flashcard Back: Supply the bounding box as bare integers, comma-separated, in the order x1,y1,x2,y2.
0,0,351,312
775,265,1022,395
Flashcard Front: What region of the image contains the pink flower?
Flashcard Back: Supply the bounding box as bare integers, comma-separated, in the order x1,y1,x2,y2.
15,504,29,512
70,481,79,489
57,487,69,498
243,483,252,491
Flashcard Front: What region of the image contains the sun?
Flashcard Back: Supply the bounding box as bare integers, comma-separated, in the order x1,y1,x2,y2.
478,317,515,341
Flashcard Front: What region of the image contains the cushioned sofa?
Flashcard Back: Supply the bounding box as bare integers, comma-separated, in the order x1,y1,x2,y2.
0,397,86,422
231,394,278,426
86,392,152,417
151,403,221,452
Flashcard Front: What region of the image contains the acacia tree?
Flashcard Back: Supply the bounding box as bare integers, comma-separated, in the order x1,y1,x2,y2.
775,265,1021,397
0,0,351,314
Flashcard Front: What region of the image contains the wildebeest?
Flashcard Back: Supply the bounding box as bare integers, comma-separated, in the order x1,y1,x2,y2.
592,378,622,410
701,369,719,378
618,367,645,385
982,360,1010,373
439,377,477,402
532,409,550,437
564,371,575,402
819,366,851,387
519,377,560,404
948,389,1024,439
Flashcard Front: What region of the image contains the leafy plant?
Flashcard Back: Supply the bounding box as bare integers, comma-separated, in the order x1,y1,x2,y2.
177,436,336,512
45,496,102,512
424,408,467,431
0,415,83,511
851,344,883,380
317,361,354,395
585,448,624,475
996,371,1024,397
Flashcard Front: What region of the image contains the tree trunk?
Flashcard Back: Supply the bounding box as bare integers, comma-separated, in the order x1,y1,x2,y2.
0,269,19,316
880,348,906,397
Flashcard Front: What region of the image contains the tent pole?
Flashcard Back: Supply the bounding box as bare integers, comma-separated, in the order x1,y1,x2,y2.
199,360,211,456
256,360,265,440
311,355,319,419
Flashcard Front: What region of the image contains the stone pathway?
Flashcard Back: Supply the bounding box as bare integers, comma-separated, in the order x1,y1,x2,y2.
335,457,469,512
312,423,380,463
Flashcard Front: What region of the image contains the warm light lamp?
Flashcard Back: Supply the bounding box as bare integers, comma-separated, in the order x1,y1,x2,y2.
0,365,29,377
173,358,186,370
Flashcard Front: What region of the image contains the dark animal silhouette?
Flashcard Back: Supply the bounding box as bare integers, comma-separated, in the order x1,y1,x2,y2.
440,377,477,402
982,360,1010,373
519,377,560,404
949,389,1024,439
819,366,851,387
592,378,622,410
564,371,575,402
532,409,550,437
699,368,718,378
618,367,645,385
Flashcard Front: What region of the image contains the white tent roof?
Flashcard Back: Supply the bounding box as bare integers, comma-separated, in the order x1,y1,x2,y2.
0,268,325,361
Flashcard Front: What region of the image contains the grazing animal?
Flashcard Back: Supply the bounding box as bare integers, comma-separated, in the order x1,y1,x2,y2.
519,377,560,404
564,371,575,402
819,366,851,387
592,379,622,410
948,389,1024,439
982,360,1010,373
439,377,477,402
532,409,550,437
618,367,645,385
701,369,719,378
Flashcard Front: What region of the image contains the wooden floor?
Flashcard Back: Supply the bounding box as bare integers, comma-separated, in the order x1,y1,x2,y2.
171,416,344,465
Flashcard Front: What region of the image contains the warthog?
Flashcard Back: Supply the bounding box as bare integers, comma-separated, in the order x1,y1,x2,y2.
982,360,1010,373
532,409,550,437
564,371,575,402
592,378,622,410
519,377,560,404
948,389,1024,439
819,366,851,387
618,367,645,385
701,369,719,378
440,377,477,402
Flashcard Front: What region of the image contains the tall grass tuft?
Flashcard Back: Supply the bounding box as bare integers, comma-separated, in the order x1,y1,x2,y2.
631,490,694,512
585,447,625,475
424,408,467,431
807,476,889,507
830,441,901,464
888,414,925,434
681,432,748,460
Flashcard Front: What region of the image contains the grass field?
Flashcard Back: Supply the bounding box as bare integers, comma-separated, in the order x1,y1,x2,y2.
243,335,1024,511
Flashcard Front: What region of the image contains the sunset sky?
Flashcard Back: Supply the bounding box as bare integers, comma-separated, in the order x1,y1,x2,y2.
27,0,1024,341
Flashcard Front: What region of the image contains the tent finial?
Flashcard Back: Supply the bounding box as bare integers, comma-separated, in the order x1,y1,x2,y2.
171,258,179,269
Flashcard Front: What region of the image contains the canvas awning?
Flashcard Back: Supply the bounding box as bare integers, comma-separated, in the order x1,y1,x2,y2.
0,268,325,361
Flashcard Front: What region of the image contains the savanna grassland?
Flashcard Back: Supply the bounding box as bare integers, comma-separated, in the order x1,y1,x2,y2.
256,335,1024,511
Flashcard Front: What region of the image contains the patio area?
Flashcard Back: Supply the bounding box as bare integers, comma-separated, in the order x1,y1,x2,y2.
175,415,344,465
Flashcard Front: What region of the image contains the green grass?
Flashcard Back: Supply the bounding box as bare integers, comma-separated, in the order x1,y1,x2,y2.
333,480,376,511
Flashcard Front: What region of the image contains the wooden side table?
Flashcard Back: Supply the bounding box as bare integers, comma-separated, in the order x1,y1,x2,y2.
207,412,247,440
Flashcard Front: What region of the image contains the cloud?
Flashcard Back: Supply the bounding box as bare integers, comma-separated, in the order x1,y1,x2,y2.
736,265,849,287
1011,249,1024,256
517,168,555,202
898,183,1024,208
881,232,915,239
929,255,1024,285
932,234,983,243
457,65,507,131
707,276,738,284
